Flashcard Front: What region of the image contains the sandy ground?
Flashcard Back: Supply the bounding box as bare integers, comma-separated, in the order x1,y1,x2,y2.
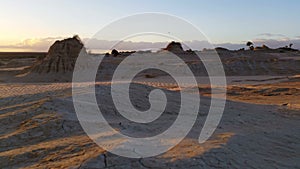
0,81,299,168
0,53,300,168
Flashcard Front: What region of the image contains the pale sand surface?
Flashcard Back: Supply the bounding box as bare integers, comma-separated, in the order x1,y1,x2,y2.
0,52,300,168
0,78,299,168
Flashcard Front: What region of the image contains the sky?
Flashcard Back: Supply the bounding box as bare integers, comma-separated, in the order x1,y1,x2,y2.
1,0,300,51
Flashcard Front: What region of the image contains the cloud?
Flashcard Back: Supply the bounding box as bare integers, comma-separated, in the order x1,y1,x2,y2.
0,37,65,52
80,39,243,51
257,33,285,37
252,38,300,49
213,43,245,50
1,37,300,52
83,38,168,51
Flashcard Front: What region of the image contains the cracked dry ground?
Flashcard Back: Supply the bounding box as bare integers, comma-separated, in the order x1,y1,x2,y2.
0,83,299,169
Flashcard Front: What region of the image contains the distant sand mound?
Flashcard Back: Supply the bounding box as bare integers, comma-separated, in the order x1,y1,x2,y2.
31,35,86,73
254,44,270,50
164,41,184,53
